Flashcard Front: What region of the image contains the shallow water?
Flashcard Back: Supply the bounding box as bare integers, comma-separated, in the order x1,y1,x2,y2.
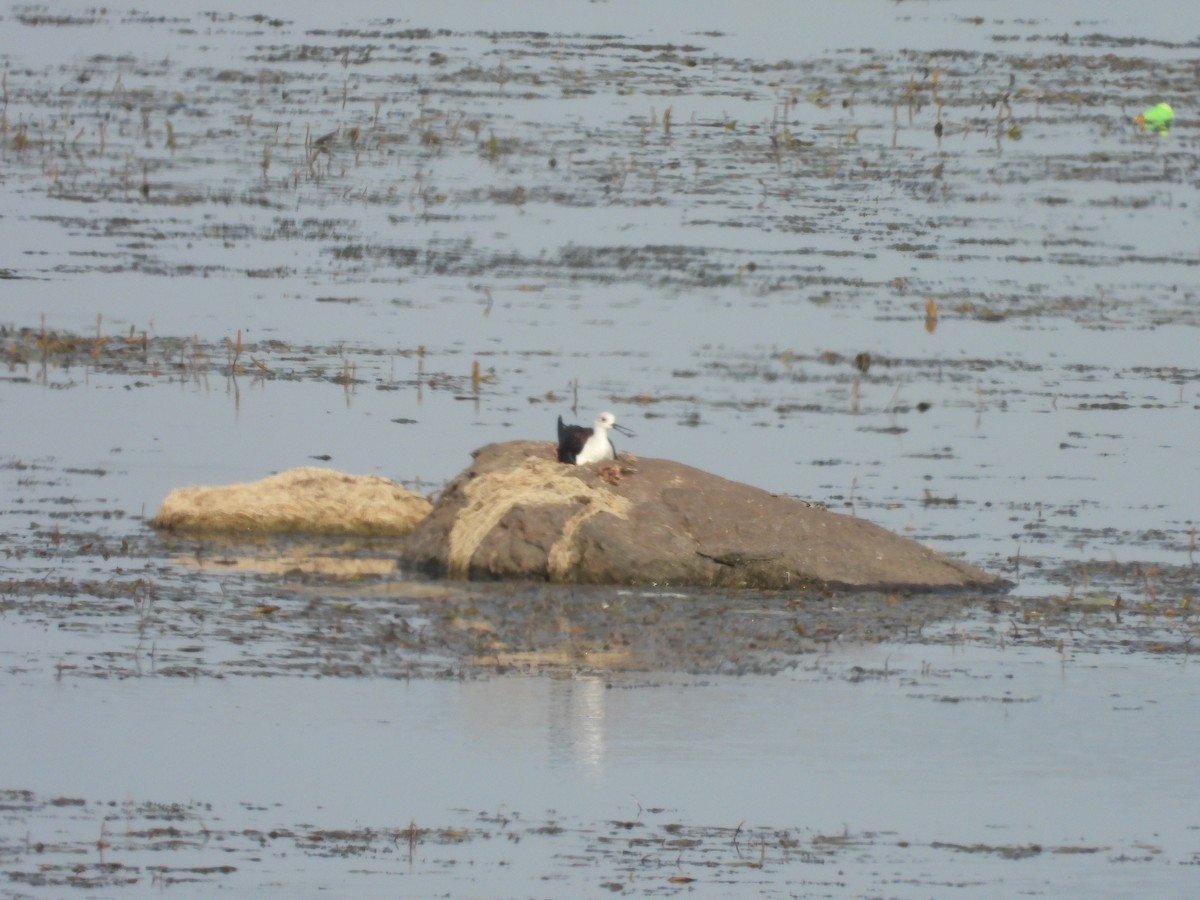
4,635,1199,897
3,0,1200,895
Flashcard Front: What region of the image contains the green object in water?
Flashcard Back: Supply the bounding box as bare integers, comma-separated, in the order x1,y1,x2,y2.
1135,102,1174,133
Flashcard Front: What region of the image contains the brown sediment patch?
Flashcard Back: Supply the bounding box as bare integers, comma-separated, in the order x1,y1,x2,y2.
173,550,399,577
151,467,432,536
470,646,637,671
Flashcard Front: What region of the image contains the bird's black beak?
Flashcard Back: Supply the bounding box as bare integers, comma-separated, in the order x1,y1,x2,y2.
612,423,635,437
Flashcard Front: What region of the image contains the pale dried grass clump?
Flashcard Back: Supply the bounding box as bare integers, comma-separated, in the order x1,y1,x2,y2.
152,467,432,536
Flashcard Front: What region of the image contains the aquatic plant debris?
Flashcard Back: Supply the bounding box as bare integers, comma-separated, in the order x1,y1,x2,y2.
152,467,432,536
1133,101,1174,133
1,787,1185,898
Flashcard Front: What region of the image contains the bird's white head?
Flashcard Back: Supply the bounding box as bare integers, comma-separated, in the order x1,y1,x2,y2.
594,411,633,438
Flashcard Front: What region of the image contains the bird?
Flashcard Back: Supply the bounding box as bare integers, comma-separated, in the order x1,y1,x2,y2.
556,412,634,465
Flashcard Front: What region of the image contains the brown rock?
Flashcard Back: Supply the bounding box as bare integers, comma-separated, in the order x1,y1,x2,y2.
401,441,1005,592
152,466,432,536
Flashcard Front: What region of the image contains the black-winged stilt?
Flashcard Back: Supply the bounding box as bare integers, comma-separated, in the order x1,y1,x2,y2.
556,412,634,465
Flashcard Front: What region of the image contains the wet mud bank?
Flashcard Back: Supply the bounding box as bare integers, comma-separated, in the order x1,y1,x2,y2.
3,517,1195,683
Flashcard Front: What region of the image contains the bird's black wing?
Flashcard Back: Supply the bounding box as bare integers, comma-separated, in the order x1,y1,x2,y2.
556,415,590,464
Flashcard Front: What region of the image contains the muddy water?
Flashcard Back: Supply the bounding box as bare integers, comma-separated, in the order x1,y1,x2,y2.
2,0,1199,896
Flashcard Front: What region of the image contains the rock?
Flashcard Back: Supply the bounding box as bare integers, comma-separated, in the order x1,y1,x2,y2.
152,466,432,536
400,441,1005,592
